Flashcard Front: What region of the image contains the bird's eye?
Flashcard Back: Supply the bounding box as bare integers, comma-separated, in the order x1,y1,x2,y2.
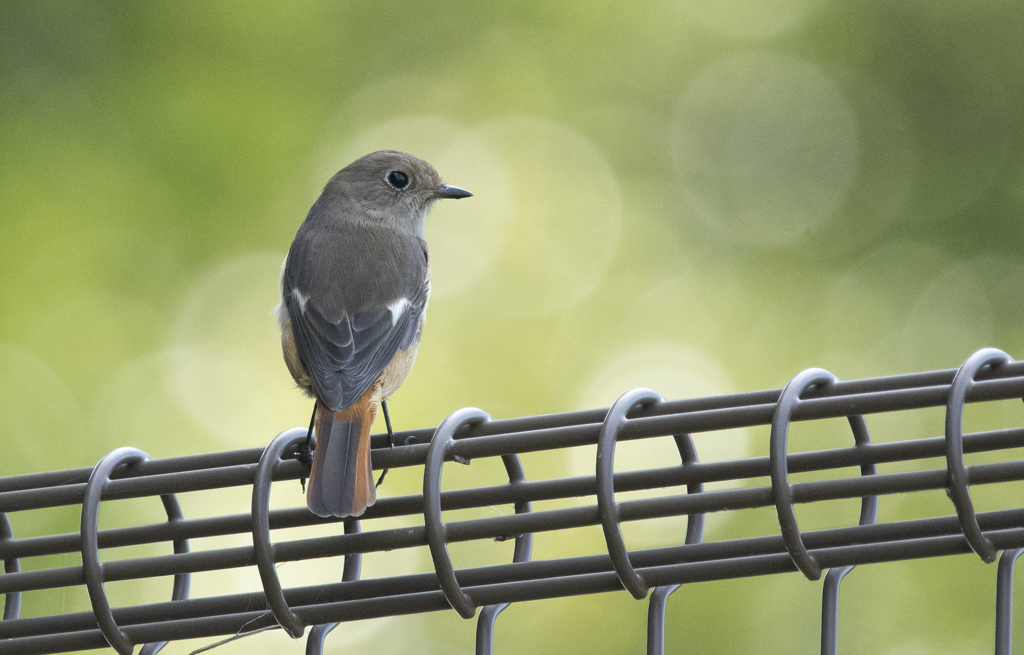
387,170,409,189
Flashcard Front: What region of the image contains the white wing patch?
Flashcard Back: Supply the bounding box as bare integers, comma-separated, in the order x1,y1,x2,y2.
275,255,290,328
292,288,309,314
388,297,409,325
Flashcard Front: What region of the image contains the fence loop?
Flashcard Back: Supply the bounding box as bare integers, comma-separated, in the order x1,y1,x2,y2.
597,387,664,600
252,428,310,639
0,513,20,622
672,432,706,546
81,447,150,655
424,407,492,619
946,348,1013,564
771,368,846,581
475,452,533,655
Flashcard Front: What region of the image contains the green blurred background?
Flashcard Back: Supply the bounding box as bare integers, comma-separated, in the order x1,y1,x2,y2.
2,1,1024,653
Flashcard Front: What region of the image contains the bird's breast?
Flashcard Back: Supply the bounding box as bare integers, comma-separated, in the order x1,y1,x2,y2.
379,328,422,399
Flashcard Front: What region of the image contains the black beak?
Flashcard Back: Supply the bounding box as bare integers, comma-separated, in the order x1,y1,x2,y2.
433,184,472,199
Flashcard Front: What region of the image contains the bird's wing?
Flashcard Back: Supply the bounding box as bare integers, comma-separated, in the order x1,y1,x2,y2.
283,225,428,412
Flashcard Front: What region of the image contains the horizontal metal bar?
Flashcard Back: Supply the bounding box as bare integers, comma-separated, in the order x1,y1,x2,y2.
3,440,1024,597
4,364,1022,508
6,522,1024,653
4,423,1023,563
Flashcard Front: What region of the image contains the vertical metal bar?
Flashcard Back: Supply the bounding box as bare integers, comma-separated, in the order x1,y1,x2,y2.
306,519,362,655
475,604,503,655
996,548,1024,655
647,584,681,655
818,410,877,655
475,453,533,655
821,565,853,655
646,432,706,655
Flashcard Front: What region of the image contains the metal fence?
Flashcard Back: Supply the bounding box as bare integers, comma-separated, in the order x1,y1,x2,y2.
3,347,1024,654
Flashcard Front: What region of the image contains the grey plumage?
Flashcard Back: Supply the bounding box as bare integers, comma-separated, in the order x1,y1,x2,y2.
282,220,428,411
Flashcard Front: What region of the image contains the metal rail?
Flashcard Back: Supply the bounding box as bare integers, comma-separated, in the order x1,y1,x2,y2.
2,347,1024,654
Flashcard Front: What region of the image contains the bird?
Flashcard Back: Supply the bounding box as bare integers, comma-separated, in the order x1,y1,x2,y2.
277,150,471,518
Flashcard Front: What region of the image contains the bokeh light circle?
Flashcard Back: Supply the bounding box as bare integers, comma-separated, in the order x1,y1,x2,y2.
473,115,623,315
672,52,859,247
679,0,824,40
168,252,308,448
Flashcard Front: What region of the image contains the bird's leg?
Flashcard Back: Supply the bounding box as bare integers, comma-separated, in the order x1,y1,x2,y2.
375,399,396,488
297,402,316,492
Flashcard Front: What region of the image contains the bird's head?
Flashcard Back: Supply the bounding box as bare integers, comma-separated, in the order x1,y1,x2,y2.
321,150,471,238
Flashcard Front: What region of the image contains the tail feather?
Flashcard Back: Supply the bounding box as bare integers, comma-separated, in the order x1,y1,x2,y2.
307,396,377,518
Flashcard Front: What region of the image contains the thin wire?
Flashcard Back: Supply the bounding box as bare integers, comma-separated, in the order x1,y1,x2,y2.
298,403,316,493
188,625,280,654
375,399,395,488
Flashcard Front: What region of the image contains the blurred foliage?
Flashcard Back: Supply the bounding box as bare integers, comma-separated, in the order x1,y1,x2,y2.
2,1,1024,654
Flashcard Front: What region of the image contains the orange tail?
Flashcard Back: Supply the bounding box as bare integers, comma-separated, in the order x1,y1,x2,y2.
306,390,378,518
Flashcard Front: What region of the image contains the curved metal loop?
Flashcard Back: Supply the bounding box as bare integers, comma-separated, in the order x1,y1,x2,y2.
253,429,310,639
306,518,362,655
646,432,706,655
0,512,21,621
672,432,706,546
597,387,664,600
770,368,843,581
946,348,1013,564
160,493,191,601
138,490,192,655
995,548,1024,655
475,452,533,655
81,447,151,655
424,407,492,619
846,414,878,526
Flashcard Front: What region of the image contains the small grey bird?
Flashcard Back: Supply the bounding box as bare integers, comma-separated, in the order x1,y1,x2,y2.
277,150,471,518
